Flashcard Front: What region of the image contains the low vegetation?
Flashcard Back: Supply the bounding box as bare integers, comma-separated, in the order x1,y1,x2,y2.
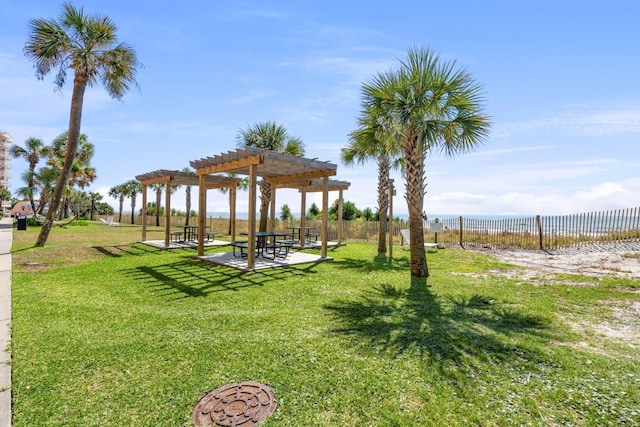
10,223,640,426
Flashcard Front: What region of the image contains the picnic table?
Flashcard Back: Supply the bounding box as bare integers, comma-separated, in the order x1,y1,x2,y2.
287,226,317,243
235,231,293,259
174,225,210,242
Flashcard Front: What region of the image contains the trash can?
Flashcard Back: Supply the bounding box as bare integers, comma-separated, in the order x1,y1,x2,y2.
17,216,27,231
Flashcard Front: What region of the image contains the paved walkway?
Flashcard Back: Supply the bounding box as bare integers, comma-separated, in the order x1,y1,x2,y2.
0,217,12,427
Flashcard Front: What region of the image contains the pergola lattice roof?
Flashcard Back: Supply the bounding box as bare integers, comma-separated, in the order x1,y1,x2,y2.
135,169,241,189
270,178,351,192
190,147,337,183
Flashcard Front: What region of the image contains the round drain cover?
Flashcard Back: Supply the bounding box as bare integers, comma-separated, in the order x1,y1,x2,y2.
192,381,276,427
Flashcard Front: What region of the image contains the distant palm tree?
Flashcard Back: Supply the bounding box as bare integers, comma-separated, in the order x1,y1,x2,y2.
343,114,402,255
149,183,179,226
218,174,249,234
25,3,139,247
88,191,102,220
358,47,490,278
108,184,127,223
9,137,49,214
148,183,164,227
280,204,294,221
236,121,304,231
33,167,58,215
123,179,141,224
48,132,96,218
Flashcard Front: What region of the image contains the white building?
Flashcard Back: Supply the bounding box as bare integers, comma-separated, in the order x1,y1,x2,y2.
0,132,11,214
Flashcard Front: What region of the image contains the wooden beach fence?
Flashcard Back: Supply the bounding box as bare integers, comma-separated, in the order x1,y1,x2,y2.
110,206,640,252
421,206,640,251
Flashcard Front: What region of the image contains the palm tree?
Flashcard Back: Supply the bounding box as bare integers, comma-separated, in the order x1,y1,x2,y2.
218,174,249,235
123,180,141,225
108,184,127,223
280,204,294,221
25,3,139,247
0,186,11,214
9,137,49,214
358,47,490,278
33,166,58,215
343,114,402,255
47,132,96,218
236,121,305,231
148,184,164,227
88,191,102,220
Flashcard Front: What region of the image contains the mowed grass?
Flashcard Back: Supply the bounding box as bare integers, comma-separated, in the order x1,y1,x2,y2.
10,223,640,426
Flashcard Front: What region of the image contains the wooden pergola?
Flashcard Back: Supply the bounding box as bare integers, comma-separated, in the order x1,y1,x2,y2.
135,169,241,247
190,147,337,269
269,178,351,246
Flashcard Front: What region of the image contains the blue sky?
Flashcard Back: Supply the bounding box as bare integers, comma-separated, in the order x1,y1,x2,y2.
2,0,640,216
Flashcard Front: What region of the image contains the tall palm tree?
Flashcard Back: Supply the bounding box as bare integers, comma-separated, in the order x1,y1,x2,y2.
236,121,305,231
343,114,402,255
25,3,139,247
47,132,96,218
33,166,58,215
108,184,127,223
9,137,49,214
218,174,249,234
123,179,141,224
148,183,164,227
358,47,490,278
147,183,179,226
88,191,102,220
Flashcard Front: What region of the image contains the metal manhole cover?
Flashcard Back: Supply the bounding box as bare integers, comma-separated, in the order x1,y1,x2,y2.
192,381,276,427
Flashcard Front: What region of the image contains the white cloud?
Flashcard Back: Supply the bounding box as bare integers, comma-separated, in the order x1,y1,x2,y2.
495,104,640,138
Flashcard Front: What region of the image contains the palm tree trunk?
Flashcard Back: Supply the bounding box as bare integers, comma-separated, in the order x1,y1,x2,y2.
36,78,87,247
377,158,390,254
130,191,137,224
185,186,191,226
118,196,124,223
404,133,428,277
155,189,161,227
258,182,270,232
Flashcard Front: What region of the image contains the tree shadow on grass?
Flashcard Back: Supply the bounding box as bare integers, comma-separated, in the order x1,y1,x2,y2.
324,277,552,384
125,258,310,300
92,243,166,257
331,253,410,273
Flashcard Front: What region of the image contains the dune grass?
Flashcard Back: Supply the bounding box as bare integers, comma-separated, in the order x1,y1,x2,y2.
10,223,640,426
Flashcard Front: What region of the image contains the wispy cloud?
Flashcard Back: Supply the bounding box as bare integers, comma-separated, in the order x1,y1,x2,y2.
495,104,640,137
228,90,276,104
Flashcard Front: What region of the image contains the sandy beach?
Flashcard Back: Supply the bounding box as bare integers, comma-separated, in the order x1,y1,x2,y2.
484,242,640,279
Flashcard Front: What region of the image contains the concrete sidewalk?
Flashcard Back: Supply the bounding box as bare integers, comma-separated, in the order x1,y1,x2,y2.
0,217,12,427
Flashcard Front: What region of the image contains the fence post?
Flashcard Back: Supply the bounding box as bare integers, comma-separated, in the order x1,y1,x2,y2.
459,216,463,247
536,215,543,250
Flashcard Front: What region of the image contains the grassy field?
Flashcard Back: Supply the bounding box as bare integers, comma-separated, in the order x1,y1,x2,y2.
10,222,640,426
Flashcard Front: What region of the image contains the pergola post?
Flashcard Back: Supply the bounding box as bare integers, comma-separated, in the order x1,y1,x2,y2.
230,186,237,243
388,179,394,259
164,181,171,248
338,189,343,243
197,173,207,256
321,176,328,258
299,190,307,248
247,164,257,269
269,187,276,233
141,184,147,241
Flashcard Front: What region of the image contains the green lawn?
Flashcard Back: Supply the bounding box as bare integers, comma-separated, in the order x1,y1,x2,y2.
10,223,640,426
